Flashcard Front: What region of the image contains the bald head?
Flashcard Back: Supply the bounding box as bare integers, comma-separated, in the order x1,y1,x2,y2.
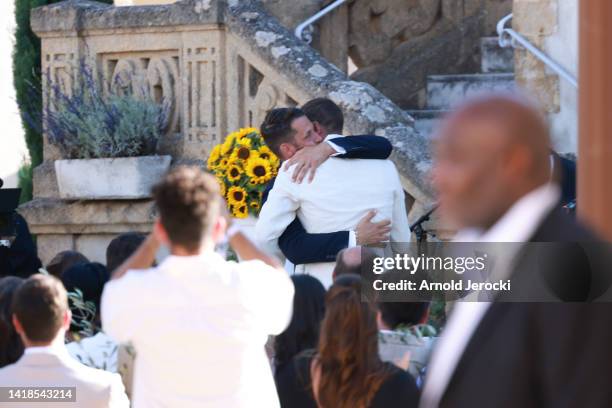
433,94,553,230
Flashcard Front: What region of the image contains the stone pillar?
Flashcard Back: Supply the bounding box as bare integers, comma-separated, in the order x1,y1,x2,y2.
513,0,560,113
578,0,612,240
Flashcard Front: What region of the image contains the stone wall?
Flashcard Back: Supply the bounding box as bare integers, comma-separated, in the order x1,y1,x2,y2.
22,0,434,265
513,0,577,153
348,0,513,109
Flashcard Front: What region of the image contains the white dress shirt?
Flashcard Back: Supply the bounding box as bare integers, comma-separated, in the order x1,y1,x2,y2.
66,332,118,372
256,135,411,287
101,251,294,408
420,183,560,408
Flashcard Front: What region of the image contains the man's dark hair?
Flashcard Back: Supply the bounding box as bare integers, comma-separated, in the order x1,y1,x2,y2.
0,277,24,367
152,167,221,252
106,232,147,272
46,250,89,279
302,98,344,134
377,301,429,330
61,262,109,332
260,107,305,157
12,274,68,343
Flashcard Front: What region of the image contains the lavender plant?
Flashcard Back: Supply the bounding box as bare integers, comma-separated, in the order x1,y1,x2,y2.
45,62,169,159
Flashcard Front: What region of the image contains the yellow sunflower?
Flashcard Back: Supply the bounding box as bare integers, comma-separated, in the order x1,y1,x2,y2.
245,157,273,184
249,201,261,211
221,132,238,155
257,145,274,161
230,145,252,163
234,203,249,219
226,163,242,183
238,127,259,138
227,186,247,207
207,145,221,170
218,157,229,170
236,136,252,149
219,181,227,198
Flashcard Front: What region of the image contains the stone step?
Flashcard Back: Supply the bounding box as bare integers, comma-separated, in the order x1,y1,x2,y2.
406,109,449,137
426,73,515,110
480,37,515,73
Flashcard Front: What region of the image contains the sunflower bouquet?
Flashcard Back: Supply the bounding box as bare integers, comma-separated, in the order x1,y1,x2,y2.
207,127,280,218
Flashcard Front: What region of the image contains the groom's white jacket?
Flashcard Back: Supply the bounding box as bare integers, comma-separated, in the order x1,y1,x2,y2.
256,145,411,287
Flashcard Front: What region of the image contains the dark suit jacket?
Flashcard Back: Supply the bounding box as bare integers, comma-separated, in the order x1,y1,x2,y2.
439,208,612,408
551,151,577,207
261,135,392,265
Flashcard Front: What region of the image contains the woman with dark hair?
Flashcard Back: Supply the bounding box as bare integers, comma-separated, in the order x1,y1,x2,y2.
0,276,24,368
62,262,118,372
276,275,419,408
274,275,326,375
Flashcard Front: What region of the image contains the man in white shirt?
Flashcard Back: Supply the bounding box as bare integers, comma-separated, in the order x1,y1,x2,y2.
101,167,294,408
420,94,609,408
256,107,411,287
0,274,129,408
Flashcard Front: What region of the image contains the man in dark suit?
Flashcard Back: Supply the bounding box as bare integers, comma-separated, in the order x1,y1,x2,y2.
262,98,395,266
421,94,612,408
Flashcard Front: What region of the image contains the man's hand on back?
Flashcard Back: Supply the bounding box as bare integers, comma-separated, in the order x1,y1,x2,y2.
356,210,391,246
283,142,335,184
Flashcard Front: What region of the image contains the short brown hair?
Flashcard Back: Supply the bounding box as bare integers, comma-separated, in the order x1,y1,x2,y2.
152,167,221,251
12,275,67,343
302,98,344,134
260,107,305,157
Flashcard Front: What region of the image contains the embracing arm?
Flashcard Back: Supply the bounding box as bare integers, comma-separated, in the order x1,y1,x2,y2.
328,135,393,159
278,218,351,264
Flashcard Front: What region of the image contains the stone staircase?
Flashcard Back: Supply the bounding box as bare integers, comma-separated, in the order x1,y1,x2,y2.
407,37,515,138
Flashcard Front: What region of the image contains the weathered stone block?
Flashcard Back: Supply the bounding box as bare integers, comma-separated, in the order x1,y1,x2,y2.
33,161,59,199
75,235,118,264
513,0,558,37
54,156,172,200
37,235,75,267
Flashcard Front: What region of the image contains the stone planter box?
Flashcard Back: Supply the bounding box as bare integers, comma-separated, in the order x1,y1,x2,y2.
55,156,172,200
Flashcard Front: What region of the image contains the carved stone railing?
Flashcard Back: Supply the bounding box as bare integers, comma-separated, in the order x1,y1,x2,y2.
22,0,434,264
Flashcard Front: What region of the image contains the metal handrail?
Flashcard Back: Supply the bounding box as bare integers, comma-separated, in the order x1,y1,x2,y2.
295,0,347,44
497,13,578,88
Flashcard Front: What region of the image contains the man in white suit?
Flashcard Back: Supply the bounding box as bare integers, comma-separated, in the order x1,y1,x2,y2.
256,107,411,287
0,274,129,408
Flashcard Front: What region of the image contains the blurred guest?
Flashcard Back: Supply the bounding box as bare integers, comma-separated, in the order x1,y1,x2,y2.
106,232,147,273
421,94,610,408
101,167,294,408
62,262,109,337
0,274,128,407
46,250,89,279
377,300,434,380
275,276,419,408
62,262,117,372
274,274,326,376
0,276,24,367
0,213,42,278
332,246,378,280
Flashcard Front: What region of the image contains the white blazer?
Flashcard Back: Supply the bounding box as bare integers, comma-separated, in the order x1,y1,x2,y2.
256,153,412,287
0,346,129,408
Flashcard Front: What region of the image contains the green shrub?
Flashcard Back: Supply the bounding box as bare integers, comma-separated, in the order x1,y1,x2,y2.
17,162,33,204
45,63,168,159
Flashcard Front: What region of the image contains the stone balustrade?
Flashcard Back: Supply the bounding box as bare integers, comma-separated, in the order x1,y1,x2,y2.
21,0,434,264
